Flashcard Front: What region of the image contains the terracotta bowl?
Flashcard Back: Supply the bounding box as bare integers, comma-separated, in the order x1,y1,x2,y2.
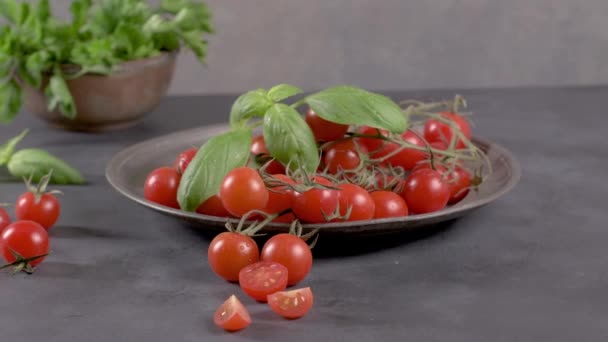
23,51,177,132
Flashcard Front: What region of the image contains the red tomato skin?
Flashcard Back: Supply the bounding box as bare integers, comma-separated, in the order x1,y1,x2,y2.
376,130,426,170
356,126,389,153
262,174,295,216
323,139,365,174
143,167,181,209
15,192,60,230
400,169,450,214
220,167,269,217
251,135,285,174
213,295,251,332
305,108,349,142
0,220,49,267
196,195,231,217
370,191,408,218
291,177,339,223
0,208,11,233
208,232,260,282
173,148,198,174
239,261,289,302
267,287,314,319
423,112,472,149
412,162,472,204
335,184,375,221
261,234,313,286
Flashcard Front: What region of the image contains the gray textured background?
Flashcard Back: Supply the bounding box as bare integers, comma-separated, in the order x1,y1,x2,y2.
49,0,608,94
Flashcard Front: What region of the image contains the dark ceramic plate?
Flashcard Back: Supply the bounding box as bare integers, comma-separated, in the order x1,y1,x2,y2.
106,124,520,236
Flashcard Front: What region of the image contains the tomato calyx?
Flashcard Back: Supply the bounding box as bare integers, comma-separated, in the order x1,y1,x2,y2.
23,171,62,204
0,248,48,274
286,220,320,249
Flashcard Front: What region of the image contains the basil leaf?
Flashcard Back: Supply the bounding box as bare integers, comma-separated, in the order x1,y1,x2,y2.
70,0,92,31
0,128,27,166
179,30,208,63
161,0,190,13
7,148,85,185
21,50,51,88
229,89,273,128
0,80,22,124
177,128,252,211
0,0,20,23
45,72,76,119
263,104,319,172
267,84,303,102
305,86,407,133
35,0,50,22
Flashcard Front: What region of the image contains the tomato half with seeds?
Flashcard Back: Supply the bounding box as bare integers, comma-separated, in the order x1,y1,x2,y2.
213,295,251,332
423,112,472,149
239,261,288,302
220,167,269,217
173,148,197,174
305,108,349,142
208,232,259,282
335,183,375,221
292,177,339,223
0,220,49,269
261,233,313,285
370,191,408,218
144,167,181,209
267,287,314,319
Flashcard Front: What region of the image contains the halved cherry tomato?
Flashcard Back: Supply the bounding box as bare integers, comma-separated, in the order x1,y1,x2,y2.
239,261,288,302
213,295,251,332
423,112,471,149
173,148,198,174
208,232,259,282
261,233,312,286
267,287,314,319
292,177,339,223
220,167,269,217
144,167,181,209
335,183,375,221
305,108,349,142
196,194,231,217
400,169,450,214
370,191,408,218
323,139,365,174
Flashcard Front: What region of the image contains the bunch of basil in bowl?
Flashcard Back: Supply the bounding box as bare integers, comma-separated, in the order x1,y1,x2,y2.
0,0,213,132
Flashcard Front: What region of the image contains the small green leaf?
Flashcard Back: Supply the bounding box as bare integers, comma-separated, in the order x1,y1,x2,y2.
143,14,176,34
160,0,190,13
179,30,208,63
0,0,20,23
267,84,303,102
45,72,76,119
229,89,273,128
0,128,27,166
70,0,92,31
21,50,51,88
304,86,407,133
177,129,252,211
263,104,319,172
35,0,50,22
0,80,22,124
7,148,85,185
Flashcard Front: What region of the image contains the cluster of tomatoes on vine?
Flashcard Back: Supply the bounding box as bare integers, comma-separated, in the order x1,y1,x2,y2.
0,172,62,274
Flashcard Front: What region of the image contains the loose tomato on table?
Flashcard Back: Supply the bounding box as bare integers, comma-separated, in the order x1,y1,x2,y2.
208,231,260,282
15,173,61,230
291,176,339,223
220,167,269,217
0,220,49,273
213,295,251,332
267,287,314,319
400,168,450,214
143,167,181,209
370,191,408,218
173,148,197,174
423,112,472,149
239,261,289,302
335,183,375,221
261,233,313,286
305,108,349,142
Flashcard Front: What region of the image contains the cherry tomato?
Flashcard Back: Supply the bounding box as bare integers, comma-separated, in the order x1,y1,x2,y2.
267,287,314,319
261,174,295,218
400,169,450,214
173,148,197,174
376,130,426,170
143,167,181,209
292,176,339,223
0,220,49,268
335,183,375,221
251,135,285,174
0,208,11,233
356,126,389,153
374,173,405,192
323,139,365,174
196,195,231,217
220,167,269,217
208,232,259,282
412,162,472,204
15,192,61,230
370,191,408,218
239,261,289,302
261,233,313,285
423,112,472,149
305,108,349,142
213,295,251,332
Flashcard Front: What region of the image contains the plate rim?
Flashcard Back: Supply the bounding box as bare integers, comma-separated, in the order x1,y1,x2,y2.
106,123,521,230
